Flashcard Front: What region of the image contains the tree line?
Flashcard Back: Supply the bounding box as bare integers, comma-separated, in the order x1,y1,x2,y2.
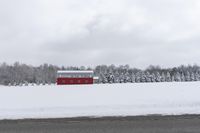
94,65,200,83
0,62,200,85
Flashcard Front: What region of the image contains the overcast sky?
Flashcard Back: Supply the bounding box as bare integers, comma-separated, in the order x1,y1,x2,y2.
0,0,200,68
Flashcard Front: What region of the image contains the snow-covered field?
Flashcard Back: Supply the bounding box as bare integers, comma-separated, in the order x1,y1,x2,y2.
1,82,200,120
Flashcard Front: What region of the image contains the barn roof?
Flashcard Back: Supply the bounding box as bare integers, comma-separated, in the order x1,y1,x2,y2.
57,70,94,74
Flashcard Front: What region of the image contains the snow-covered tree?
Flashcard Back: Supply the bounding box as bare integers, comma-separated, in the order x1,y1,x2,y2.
124,71,130,83
185,71,191,81
155,72,161,82
194,72,200,81
161,72,166,82
145,72,151,82
140,72,146,82
174,72,181,82
166,72,171,82
114,71,120,83
106,73,114,83
151,73,156,82
131,73,136,83
190,72,195,81
181,73,185,82
119,73,125,83
135,72,141,83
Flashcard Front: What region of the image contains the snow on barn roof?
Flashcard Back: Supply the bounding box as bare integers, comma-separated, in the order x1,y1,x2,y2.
57,70,94,74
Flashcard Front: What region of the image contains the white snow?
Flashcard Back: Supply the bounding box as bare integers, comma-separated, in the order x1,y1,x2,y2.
57,70,93,73
1,82,200,120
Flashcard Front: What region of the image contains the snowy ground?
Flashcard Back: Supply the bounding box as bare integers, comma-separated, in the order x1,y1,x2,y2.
1,82,200,120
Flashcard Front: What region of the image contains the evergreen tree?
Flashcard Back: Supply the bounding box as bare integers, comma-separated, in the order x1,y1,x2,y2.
145,72,151,82
174,72,181,82
151,73,156,82
140,72,146,82
131,73,136,83
181,73,185,82
155,72,161,82
124,71,130,83
166,72,171,82
135,72,141,83
185,71,191,81
160,72,166,82
194,72,200,81
190,72,195,81
107,73,114,83
171,76,175,82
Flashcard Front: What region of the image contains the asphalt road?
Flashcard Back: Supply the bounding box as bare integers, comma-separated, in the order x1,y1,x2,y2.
1,115,200,133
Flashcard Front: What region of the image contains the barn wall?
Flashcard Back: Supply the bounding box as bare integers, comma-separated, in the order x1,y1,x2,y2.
57,78,93,85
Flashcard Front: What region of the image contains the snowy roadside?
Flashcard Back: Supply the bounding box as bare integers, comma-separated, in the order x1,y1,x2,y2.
1,82,200,120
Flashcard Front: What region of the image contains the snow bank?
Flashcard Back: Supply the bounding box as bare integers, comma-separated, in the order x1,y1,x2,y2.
1,82,200,120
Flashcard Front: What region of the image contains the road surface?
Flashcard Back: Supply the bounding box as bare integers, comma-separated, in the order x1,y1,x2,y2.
0,115,200,133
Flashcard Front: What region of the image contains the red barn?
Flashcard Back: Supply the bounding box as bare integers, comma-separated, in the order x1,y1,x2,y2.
56,70,94,85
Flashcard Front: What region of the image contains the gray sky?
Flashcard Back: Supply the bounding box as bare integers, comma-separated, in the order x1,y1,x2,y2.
0,0,200,68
